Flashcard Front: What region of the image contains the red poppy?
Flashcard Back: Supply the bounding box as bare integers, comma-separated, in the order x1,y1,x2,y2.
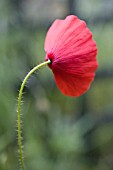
44,15,98,97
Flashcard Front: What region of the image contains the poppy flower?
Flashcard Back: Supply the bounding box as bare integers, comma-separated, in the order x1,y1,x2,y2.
44,15,98,97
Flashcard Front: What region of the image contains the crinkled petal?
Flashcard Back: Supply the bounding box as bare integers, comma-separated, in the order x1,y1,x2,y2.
53,70,94,96
44,15,98,97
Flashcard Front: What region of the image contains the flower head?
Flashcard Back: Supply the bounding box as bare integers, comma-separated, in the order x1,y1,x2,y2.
44,15,98,97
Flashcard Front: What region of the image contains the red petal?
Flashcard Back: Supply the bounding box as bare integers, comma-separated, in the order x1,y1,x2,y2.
44,15,98,97
53,71,95,97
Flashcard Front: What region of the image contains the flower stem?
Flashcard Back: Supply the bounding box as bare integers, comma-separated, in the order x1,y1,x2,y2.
17,60,51,170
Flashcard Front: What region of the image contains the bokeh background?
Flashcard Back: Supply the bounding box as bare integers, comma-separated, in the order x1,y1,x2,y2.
0,0,113,170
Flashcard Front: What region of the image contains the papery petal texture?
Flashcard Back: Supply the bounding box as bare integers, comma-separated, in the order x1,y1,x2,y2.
44,15,98,97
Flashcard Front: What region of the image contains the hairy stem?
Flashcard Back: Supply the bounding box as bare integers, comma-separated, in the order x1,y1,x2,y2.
17,60,51,170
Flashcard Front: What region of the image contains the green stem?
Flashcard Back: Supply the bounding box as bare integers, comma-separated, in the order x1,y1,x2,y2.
17,60,51,170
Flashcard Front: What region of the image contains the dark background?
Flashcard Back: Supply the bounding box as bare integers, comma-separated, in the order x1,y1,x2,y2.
0,0,113,170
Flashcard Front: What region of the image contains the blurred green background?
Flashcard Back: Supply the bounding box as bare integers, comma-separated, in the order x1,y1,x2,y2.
0,0,113,170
